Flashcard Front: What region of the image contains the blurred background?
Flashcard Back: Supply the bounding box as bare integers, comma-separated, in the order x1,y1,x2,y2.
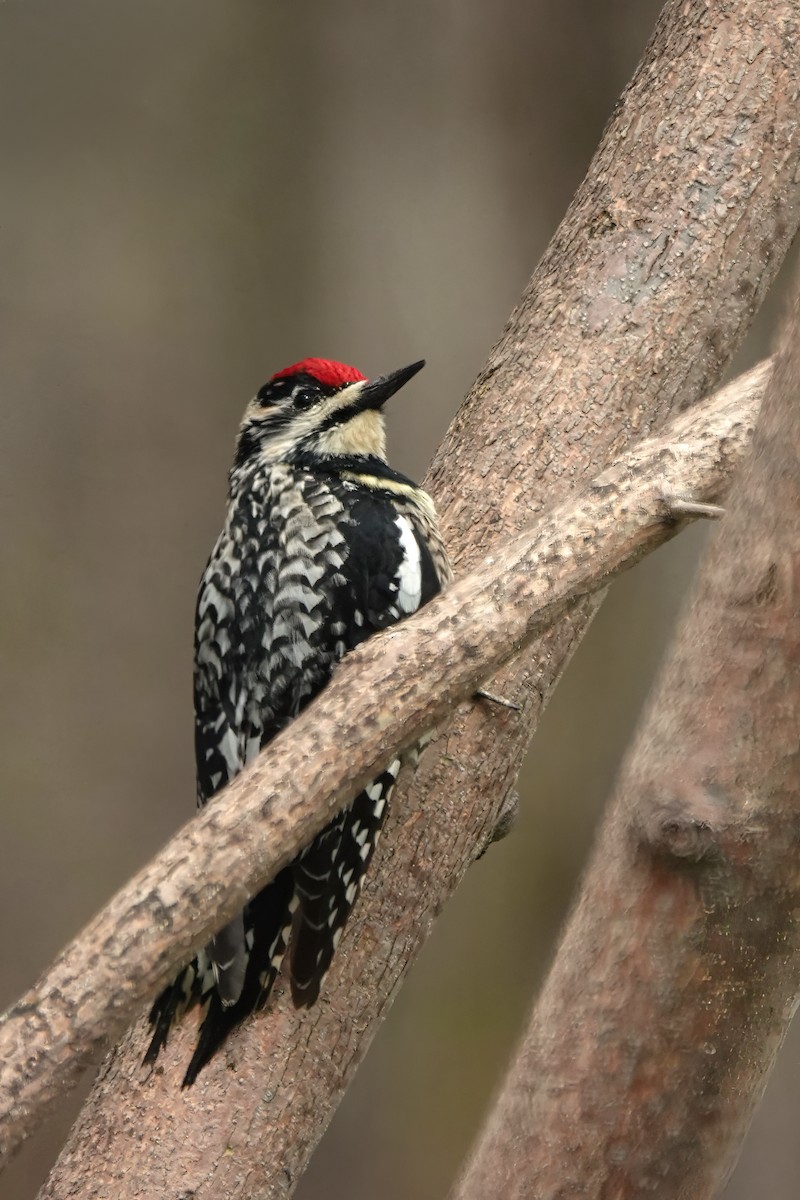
1,2,798,1197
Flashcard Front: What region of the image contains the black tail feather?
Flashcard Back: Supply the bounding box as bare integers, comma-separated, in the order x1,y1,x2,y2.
143,867,296,1084
144,959,207,1066
144,772,394,1081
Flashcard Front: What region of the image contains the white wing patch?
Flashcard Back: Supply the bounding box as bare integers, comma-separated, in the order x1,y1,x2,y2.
395,515,422,614
217,726,241,776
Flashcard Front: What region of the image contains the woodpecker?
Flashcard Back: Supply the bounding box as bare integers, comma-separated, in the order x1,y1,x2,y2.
144,357,451,1085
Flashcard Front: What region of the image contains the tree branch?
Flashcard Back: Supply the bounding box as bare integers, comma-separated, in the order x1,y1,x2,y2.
33,0,800,1195
0,358,768,1165
452,257,800,1200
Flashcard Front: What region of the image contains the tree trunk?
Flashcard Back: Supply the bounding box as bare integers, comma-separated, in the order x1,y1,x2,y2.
453,253,800,1200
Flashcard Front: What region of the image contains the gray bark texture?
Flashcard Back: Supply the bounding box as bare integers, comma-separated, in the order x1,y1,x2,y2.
12,0,800,1195
453,256,800,1200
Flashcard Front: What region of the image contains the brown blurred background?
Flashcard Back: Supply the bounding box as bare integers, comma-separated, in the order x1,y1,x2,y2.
1,3,798,1197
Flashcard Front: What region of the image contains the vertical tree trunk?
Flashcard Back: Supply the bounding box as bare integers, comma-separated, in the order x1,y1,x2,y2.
453,267,800,1198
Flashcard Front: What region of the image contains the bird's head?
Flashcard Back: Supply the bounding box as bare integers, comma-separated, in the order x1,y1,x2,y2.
234,357,425,470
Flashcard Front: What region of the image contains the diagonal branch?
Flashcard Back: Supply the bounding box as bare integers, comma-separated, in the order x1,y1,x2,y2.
35,1,800,1195
0,359,768,1165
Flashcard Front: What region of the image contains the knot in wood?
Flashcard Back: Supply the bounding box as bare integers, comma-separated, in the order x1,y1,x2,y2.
653,814,716,862
637,782,726,863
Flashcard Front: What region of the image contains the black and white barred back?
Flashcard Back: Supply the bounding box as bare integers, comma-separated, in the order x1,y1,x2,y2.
145,358,451,1085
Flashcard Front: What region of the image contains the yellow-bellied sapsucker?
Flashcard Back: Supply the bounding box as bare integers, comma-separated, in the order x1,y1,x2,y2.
145,357,451,1085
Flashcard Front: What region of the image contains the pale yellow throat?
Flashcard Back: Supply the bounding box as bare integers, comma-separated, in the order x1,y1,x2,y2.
317,409,387,459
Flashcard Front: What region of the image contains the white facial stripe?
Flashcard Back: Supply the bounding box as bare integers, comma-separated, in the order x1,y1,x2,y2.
242,380,387,461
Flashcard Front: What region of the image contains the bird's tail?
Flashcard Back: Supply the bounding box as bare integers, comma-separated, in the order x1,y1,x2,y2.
143,866,296,1086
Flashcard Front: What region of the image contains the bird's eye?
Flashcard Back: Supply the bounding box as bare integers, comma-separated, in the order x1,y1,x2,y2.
293,388,317,409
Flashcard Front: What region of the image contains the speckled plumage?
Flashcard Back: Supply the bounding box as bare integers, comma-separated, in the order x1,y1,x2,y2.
145,359,450,1085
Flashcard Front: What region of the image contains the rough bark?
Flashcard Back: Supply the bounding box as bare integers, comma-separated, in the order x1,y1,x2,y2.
36,0,800,1195
452,259,800,1200
0,359,767,1164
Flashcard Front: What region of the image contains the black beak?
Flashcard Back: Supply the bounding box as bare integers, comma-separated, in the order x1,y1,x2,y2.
356,359,425,411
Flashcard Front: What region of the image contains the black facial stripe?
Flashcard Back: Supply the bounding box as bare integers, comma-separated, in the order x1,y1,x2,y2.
232,425,261,470
315,401,362,434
